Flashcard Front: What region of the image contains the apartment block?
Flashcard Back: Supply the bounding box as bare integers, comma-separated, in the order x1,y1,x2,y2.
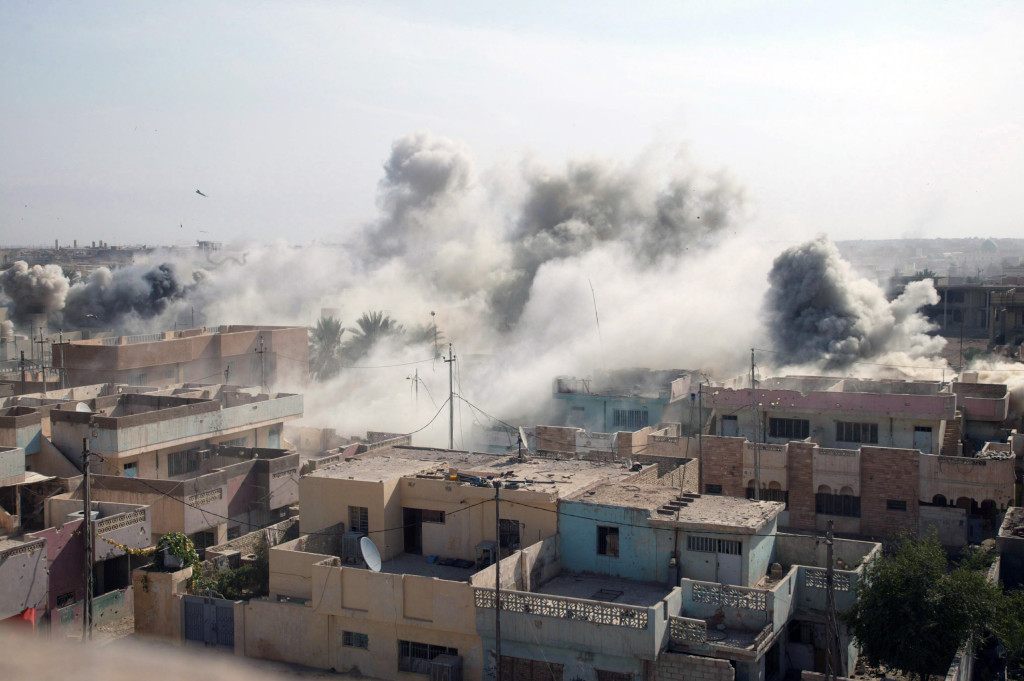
52,325,308,390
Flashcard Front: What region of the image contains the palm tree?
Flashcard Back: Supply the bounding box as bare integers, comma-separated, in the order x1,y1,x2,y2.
309,316,345,382
406,322,444,357
343,311,404,362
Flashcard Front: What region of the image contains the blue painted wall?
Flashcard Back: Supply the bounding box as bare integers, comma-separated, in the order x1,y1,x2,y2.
554,394,668,433
559,500,674,583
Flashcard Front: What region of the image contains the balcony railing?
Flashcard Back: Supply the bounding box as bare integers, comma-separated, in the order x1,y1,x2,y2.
473,587,648,630
669,615,707,643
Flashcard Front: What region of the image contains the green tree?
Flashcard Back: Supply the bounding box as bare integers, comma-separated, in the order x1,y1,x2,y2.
309,316,345,382
993,589,1024,668
342,310,404,362
911,268,938,281
844,535,1000,679
406,322,444,357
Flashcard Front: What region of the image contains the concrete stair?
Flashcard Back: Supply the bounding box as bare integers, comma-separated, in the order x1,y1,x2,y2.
941,411,963,456
656,493,701,516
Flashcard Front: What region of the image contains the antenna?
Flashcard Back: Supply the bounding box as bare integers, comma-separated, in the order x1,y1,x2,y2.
359,536,382,572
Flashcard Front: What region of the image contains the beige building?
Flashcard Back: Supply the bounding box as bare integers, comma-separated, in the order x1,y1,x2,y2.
52,325,309,390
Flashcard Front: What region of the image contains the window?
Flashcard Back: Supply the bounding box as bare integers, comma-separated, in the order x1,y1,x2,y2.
398,640,458,674
499,519,520,550
704,483,723,495
226,525,242,541
687,536,741,555
835,421,878,444
349,506,369,534
768,418,809,440
747,486,789,507
123,462,138,478
613,408,649,430
421,510,445,524
125,372,146,387
167,449,205,477
816,493,861,517
886,499,907,512
343,631,369,649
56,591,76,608
597,526,619,557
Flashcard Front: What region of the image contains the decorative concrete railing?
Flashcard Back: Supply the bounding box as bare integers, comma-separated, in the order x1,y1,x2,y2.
803,567,851,591
758,443,786,452
669,615,707,643
819,448,858,457
473,587,648,629
186,488,223,506
95,508,146,535
0,537,44,561
692,583,767,611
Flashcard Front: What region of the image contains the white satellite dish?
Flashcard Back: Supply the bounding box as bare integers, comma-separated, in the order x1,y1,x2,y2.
75,402,92,413
359,536,382,572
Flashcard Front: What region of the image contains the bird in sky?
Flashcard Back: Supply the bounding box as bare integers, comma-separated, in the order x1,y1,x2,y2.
195,189,208,197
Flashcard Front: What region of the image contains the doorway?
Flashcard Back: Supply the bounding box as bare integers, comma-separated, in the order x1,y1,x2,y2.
403,508,423,554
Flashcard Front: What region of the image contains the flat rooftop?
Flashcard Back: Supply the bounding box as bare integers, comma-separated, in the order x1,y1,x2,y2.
536,572,672,608
309,454,445,482
310,446,634,495
754,375,944,396
571,483,783,533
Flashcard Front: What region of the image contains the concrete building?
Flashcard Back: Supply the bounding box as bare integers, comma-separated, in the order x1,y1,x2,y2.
73,445,298,552
0,440,150,633
997,507,1024,590
553,369,697,435
700,436,1016,545
48,383,302,478
52,325,309,390
706,376,960,455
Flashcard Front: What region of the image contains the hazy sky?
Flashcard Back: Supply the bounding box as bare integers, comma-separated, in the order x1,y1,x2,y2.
2,1,1022,247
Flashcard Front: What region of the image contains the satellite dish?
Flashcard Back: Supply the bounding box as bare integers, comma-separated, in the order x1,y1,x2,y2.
359,536,382,572
75,402,92,413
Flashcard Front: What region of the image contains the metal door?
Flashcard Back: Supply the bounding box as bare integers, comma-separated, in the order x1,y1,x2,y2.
913,426,933,454
717,552,742,586
182,595,234,648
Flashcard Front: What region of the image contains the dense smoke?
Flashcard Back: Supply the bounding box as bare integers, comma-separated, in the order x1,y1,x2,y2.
0,261,69,321
0,260,200,330
765,236,945,369
365,132,475,259
63,263,201,328
491,160,742,327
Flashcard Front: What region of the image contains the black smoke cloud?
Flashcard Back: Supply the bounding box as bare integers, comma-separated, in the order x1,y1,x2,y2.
765,236,943,368
63,263,201,327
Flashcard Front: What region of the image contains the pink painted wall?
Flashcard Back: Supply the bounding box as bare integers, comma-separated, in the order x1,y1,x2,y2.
709,388,956,419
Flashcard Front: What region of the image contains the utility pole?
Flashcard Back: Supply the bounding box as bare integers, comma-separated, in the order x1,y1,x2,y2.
36,328,48,392
58,329,65,390
751,349,760,501
697,379,704,495
493,480,503,681
444,344,456,450
255,335,267,391
224,365,230,384
82,438,94,642
413,368,419,407
824,519,838,680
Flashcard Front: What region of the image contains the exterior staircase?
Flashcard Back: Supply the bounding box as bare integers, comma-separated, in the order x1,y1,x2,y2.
941,411,963,456
656,493,701,516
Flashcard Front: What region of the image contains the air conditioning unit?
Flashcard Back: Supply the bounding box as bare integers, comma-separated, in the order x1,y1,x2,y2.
430,655,463,681
341,531,366,565
214,550,242,570
66,510,100,524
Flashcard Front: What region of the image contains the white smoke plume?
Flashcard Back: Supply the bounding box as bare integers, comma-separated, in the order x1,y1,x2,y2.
765,236,946,370
0,261,69,321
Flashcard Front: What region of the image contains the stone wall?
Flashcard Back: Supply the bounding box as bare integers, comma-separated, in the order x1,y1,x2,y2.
700,436,744,497
653,651,735,681
787,442,816,531
536,426,577,454
860,447,920,537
